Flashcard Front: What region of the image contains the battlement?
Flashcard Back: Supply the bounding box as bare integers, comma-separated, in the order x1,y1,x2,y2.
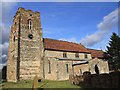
13,7,40,21
17,7,40,15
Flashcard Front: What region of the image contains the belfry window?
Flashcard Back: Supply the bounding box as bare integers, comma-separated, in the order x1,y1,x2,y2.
28,19,32,29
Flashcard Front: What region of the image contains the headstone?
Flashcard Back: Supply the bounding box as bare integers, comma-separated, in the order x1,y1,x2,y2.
32,75,38,90
83,71,91,86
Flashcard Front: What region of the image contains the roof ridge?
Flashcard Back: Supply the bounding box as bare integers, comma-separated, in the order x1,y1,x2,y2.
44,38,83,46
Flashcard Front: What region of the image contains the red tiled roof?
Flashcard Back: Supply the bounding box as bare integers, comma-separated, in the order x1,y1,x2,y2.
43,38,90,53
87,48,108,59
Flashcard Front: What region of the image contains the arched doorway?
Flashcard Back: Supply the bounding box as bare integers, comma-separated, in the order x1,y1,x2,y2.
95,64,99,74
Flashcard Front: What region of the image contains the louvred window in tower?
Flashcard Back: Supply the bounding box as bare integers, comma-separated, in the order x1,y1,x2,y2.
28,19,32,29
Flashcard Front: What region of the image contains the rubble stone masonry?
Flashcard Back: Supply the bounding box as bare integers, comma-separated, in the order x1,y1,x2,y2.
7,8,44,82
7,8,109,82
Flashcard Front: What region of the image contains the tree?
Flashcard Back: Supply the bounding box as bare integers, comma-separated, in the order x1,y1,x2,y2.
106,32,120,70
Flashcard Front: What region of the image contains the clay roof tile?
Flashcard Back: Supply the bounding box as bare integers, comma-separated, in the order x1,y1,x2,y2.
87,48,108,59
43,38,90,53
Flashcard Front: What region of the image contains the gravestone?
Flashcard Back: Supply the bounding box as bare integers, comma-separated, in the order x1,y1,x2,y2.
33,75,38,90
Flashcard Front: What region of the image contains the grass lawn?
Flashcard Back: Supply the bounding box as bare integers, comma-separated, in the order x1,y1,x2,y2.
2,80,81,89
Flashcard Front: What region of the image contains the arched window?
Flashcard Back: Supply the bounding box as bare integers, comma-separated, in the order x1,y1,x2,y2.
28,19,32,29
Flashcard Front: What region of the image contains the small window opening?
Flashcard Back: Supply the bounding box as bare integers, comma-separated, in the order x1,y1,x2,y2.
75,53,79,58
48,61,51,74
13,36,15,42
85,54,88,59
66,64,69,73
63,52,67,58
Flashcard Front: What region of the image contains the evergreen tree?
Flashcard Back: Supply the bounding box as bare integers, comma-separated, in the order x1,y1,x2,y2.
106,32,120,70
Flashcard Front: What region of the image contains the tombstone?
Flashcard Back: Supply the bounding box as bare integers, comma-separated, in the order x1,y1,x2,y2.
32,75,38,90
69,74,74,84
83,71,91,86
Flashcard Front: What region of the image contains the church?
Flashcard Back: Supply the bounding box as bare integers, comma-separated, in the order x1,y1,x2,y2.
7,8,109,82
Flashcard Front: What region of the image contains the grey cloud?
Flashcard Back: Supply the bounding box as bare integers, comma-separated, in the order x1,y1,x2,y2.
0,2,17,70
59,37,78,43
2,2,17,23
1,23,11,44
0,42,9,55
0,42,9,69
97,8,118,31
81,31,106,46
81,8,119,47
1,2,17,44
0,54,7,64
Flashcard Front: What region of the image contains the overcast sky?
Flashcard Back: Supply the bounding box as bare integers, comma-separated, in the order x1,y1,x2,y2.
0,1,119,69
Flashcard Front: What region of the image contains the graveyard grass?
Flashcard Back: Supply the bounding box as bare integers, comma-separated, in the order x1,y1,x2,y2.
2,80,81,89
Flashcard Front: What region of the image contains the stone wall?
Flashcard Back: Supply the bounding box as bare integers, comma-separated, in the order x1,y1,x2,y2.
44,50,109,80
7,8,44,82
57,60,73,80
73,58,109,76
88,58,109,74
18,8,44,80
44,50,92,80
7,14,19,82
44,57,58,80
44,57,73,80
45,50,92,59
73,64,89,75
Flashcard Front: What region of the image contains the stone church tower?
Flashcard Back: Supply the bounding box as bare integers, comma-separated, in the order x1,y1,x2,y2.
7,8,44,82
